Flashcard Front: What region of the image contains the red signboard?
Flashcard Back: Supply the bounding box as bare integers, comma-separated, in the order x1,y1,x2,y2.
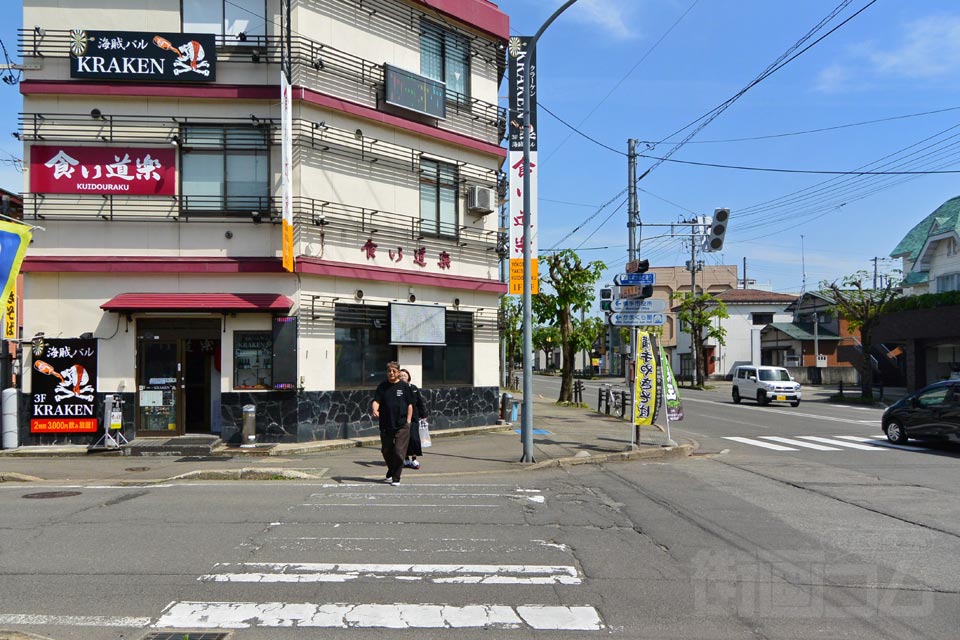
30,145,176,195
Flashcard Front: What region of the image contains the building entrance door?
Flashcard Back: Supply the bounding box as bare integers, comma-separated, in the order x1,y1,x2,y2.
136,319,220,436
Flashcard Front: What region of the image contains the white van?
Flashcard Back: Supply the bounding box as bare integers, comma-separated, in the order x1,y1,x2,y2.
732,365,801,407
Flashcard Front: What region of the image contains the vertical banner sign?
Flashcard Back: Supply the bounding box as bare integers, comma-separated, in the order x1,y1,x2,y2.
0,222,31,317
30,338,99,433
280,69,294,272
660,343,684,421
508,36,538,295
4,285,16,340
633,331,658,426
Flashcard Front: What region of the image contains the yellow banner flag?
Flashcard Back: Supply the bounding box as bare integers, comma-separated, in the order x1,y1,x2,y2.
633,331,658,426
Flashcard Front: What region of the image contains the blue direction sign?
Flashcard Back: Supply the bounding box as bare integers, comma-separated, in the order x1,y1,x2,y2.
608,312,666,326
613,272,656,286
610,298,667,313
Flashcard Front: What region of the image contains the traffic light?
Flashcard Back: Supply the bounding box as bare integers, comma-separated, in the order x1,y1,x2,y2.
704,208,729,252
599,287,613,311
637,284,653,299
634,258,649,273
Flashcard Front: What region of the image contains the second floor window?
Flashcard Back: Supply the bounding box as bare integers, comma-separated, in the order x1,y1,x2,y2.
420,21,470,103
181,125,269,214
936,272,960,293
183,0,266,41
752,313,773,326
420,158,458,237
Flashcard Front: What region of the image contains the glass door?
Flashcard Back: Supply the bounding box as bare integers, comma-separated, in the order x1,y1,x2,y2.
137,339,181,434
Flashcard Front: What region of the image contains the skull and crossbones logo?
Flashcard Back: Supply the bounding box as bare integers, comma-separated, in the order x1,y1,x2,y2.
153,36,211,77
34,360,95,402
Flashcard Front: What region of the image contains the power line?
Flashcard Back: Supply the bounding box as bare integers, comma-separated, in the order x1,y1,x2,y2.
635,152,960,175
538,103,625,156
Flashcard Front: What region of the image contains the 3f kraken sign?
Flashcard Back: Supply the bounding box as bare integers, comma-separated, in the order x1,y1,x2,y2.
31,338,99,434
69,30,217,82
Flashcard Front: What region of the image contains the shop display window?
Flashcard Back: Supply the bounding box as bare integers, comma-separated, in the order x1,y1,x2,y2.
234,331,272,389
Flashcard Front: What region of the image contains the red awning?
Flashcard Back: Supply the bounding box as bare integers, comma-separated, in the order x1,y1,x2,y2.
100,293,293,313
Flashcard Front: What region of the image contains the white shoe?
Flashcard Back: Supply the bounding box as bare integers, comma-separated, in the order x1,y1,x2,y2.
403,460,412,468
411,460,420,469
390,478,401,486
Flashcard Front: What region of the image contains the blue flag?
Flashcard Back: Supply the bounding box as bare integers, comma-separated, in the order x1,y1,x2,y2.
0,222,31,312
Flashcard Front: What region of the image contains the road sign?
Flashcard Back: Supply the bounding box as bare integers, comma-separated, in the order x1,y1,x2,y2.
613,272,656,286
610,298,667,313
608,312,666,326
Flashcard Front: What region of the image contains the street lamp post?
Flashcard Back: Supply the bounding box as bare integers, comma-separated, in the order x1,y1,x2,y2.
520,0,581,463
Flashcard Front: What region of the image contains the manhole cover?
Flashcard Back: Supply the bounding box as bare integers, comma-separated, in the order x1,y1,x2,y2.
23,491,82,499
125,467,152,472
142,633,230,640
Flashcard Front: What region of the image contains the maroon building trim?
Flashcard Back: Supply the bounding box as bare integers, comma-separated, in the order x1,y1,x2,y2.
20,81,506,159
22,256,508,293
414,0,509,39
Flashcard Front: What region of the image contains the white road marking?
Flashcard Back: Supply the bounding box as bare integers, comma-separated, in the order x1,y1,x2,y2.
759,436,841,451
685,396,881,425
201,562,581,585
834,435,932,452
796,436,886,451
723,437,796,451
155,601,603,630
0,614,151,627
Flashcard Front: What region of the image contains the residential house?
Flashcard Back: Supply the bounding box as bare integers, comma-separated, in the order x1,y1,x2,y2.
760,291,861,384
875,195,960,390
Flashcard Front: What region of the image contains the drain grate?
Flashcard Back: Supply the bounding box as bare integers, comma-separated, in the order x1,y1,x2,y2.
176,456,231,463
23,491,82,499
142,633,230,640
125,466,152,472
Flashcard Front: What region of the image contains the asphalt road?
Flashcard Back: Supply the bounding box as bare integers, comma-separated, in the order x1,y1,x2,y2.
1,376,957,639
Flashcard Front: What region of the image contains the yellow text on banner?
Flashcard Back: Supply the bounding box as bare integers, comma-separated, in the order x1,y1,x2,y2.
4,285,15,340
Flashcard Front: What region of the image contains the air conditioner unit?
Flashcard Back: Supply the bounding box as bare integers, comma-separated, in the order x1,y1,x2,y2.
466,185,495,215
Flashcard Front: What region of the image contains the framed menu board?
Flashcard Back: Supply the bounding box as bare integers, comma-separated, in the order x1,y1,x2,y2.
234,331,272,389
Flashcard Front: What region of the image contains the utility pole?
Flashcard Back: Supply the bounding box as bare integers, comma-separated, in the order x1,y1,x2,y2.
626,139,638,382
742,257,747,289
689,222,699,387
872,256,879,289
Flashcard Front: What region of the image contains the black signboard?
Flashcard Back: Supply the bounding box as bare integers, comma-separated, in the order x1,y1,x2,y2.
508,37,537,152
70,30,217,82
384,64,446,120
271,316,298,390
30,338,99,433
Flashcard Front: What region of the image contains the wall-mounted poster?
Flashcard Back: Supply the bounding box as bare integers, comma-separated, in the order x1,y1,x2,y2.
69,30,216,82
30,338,98,433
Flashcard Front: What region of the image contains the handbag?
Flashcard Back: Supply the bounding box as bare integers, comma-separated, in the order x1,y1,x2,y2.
418,418,432,448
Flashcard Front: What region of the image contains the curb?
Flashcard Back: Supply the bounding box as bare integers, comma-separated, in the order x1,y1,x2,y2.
0,472,44,482
527,443,694,470
262,424,514,457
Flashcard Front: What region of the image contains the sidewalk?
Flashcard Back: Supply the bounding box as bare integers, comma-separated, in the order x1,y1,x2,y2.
0,392,693,484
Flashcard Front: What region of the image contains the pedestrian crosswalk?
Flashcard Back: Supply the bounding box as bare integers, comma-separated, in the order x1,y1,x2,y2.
152,483,605,632
722,434,932,453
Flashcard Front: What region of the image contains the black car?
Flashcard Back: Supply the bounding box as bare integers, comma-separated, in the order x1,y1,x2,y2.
882,380,960,444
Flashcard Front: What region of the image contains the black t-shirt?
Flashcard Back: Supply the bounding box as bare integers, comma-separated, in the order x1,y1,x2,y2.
374,379,413,430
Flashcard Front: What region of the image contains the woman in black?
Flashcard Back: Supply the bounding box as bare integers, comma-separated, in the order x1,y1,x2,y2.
372,362,413,485
399,368,428,469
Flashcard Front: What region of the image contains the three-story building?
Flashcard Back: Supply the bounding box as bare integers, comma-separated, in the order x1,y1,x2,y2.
15,0,508,446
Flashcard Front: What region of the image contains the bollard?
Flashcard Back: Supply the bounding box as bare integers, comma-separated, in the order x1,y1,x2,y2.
838,380,844,398
240,404,256,447
1,388,17,449
500,392,513,421
601,384,612,415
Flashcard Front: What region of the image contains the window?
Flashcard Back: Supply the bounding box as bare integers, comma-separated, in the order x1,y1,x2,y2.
180,125,270,214
183,0,266,40
335,304,396,389
752,313,773,325
233,331,272,389
420,21,470,103
420,158,458,237
423,311,473,386
917,385,949,407
935,272,960,293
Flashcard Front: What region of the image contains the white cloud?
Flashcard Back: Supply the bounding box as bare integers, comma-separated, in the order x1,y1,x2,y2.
815,15,960,92
566,0,637,40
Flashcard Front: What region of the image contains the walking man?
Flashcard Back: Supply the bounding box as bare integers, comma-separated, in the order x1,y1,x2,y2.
372,361,413,485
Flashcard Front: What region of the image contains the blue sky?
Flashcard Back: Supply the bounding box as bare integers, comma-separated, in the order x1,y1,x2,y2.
2,1,959,295
500,0,960,294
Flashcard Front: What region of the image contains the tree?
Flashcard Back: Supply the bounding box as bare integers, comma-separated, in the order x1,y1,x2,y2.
532,325,561,370
531,249,606,402
499,296,521,387
673,292,728,388
823,271,901,400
